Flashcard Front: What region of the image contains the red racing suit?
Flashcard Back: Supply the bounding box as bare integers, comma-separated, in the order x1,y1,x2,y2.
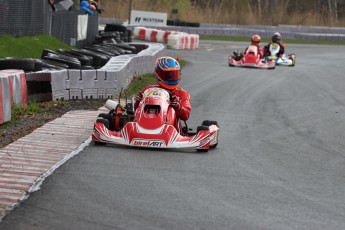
263,41,285,57
134,85,191,121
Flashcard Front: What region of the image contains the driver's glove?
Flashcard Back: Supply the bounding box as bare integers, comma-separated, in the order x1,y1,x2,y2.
170,95,181,111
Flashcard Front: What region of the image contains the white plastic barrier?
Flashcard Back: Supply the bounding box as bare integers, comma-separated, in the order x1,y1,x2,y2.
0,75,11,124
188,34,200,49
133,27,199,50
167,33,181,49
156,30,166,43
0,69,26,124
1,69,27,106
167,33,193,50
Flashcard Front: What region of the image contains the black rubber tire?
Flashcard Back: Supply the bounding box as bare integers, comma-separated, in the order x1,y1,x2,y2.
97,38,117,45
210,143,218,149
202,120,218,127
56,49,93,66
196,148,208,153
83,47,113,58
92,45,121,56
42,55,81,69
75,49,109,67
41,49,58,59
0,58,36,72
197,125,209,132
96,117,110,129
127,29,133,42
104,24,127,33
33,59,43,71
97,113,115,131
70,49,102,67
102,44,128,55
115,43,138,52
39,59,69,69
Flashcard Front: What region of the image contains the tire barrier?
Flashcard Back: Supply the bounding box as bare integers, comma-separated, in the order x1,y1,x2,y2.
0,38,164,125
133,27,199,50
0,70,26,124
24,43,165,102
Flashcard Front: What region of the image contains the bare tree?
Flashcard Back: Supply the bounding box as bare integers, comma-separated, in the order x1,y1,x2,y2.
257,0,262,19
328,0,334,24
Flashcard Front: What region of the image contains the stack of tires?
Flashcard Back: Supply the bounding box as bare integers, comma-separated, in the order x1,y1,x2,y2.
103,24,134,43
0,24,139,72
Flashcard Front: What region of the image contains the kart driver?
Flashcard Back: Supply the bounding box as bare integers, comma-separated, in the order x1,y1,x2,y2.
233,34,264,60
134,56,191,121
264,32,285,58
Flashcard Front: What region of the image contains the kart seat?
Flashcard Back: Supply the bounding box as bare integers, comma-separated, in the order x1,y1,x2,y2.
144,105,160,115
246,45,258,56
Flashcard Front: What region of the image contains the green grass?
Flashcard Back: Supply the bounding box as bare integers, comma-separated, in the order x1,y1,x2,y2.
5,100,69,125
0,34,71,58
11,101,41,121
200,35,345,45
125,74,156,97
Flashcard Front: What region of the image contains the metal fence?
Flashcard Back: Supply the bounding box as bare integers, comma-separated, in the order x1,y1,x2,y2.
51,10,98,48
0,0,51,36
0,0,98,48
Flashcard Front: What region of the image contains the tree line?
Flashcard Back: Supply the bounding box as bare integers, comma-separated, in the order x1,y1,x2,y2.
100,0,345,26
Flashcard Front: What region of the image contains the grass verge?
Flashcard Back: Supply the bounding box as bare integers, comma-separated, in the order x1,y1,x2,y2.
0,34,71,58
4,101,69,126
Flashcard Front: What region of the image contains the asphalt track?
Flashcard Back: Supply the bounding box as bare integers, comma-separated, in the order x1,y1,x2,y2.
1,41,345,230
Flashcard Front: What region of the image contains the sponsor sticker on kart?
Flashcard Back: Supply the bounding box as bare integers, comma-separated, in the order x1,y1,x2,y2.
132,139,166,147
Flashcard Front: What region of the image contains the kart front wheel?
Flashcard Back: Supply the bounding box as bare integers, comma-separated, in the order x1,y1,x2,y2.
94,118,109,145
201,120,219,149
197,148,208,153
196,125,209,152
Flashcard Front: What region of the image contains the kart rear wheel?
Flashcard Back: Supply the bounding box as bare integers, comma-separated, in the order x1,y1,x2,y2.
202,120,218,127
197,125,209,132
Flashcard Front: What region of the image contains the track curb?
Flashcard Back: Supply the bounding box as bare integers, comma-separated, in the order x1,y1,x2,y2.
0,108,105,221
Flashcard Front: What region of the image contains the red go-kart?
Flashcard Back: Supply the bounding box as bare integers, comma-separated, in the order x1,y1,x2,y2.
92,88,219,152
229,45,275,69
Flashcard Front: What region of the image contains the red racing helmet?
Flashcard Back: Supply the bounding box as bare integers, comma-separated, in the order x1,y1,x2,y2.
251,34,261,46
154,56,181,90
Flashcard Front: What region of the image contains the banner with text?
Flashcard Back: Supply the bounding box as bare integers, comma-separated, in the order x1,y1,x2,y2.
130,10,167,26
